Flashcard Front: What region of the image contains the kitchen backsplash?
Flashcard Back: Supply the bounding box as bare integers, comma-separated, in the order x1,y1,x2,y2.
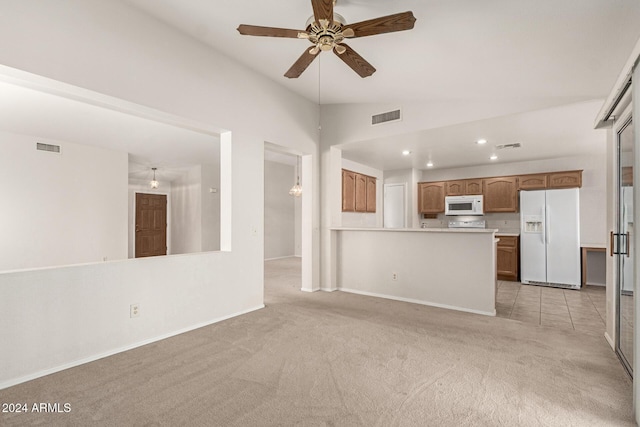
421,212,520,233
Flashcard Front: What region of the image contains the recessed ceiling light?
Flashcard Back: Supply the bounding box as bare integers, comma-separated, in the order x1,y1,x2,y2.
476,139,487,145
402,150,411,156
426,161,434,167
489,154,498,160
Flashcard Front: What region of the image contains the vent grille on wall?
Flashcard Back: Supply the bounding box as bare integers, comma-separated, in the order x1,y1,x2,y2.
36,142,61,153
495,143,522,150
372,109,401,125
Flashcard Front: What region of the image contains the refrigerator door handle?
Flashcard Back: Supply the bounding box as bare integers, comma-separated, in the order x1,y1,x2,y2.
545,205,550,245
625,232,630,257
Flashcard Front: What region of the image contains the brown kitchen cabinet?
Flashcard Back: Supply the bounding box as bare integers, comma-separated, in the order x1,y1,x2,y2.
483,176,518,212
518,173,548,190
418,181,445,214
342,169,376,213
622,166,633,186
366,176,376,212
548,170,582,189
445,180,465,196
497,235,519,281
518,171,582,190
355,173,367,212
342,170,356,212
446,179,482,196
465,179,483,195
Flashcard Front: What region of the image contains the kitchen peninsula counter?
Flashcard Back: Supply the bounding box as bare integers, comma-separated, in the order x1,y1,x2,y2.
330,227,497,316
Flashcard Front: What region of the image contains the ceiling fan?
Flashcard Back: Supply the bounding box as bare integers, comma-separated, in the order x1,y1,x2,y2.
237,0,416,78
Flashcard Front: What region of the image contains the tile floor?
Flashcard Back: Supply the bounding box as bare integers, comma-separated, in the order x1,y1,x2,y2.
496,281,606,337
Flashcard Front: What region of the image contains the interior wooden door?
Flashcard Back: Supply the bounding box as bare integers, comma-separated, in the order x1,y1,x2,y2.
135,193,167,258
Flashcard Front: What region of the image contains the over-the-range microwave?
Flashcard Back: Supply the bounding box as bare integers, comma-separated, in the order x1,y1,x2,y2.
445,195,484,216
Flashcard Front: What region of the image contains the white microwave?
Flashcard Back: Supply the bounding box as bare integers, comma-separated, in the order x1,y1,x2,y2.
445,195,484,216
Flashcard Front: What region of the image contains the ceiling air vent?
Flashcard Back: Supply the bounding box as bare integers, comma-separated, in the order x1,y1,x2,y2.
36,142,61,154
495,143,522,150
372,109,401,125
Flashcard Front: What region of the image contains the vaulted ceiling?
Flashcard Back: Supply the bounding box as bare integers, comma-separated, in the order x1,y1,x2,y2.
119,0,640,170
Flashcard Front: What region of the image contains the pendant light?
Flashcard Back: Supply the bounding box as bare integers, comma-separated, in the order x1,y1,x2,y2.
289,157,302,197
150,167,159,189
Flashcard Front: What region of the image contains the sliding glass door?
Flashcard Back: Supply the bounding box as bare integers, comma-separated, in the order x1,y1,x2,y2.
616,113,634,376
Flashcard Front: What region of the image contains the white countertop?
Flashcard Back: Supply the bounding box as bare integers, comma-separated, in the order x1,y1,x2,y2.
495,232,520,237
331,227,497,234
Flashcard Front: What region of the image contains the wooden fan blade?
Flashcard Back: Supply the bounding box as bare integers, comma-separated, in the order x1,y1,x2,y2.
285,48,319,78
333,43,376,78
237,24,305,39
311,0,333,23
344,11,416,38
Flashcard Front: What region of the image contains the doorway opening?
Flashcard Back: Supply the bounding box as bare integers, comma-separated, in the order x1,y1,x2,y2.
264,143,312,295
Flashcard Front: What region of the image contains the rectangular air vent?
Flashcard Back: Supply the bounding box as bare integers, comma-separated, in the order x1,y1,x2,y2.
36,142,61,153
372,109,401,125
495,143,522,150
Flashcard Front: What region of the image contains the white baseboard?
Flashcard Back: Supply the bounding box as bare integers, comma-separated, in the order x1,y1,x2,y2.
0,304,265,391
604,331,615,350
264,255,297,261
338,287,496,317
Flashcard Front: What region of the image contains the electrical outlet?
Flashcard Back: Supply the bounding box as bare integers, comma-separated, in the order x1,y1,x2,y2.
392,272,398,281
130,303,140,318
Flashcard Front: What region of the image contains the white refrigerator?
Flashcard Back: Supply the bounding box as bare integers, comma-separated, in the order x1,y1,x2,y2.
520,188,580,288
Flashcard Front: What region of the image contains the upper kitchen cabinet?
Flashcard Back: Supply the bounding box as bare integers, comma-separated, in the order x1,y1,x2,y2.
518,173,548,190
483,176,518,213
342,170,356,212
622,166,633,186
465,179,483,195
446,179,482,196
445,180,465,196
366,176,376,213
418,182,445,214
354,173,367,212
518,170,582,190
342,169,376,213
548,170,582,189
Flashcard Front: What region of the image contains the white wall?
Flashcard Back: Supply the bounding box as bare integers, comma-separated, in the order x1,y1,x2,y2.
0,130,128,271
336,229,496,316
0,0,319,388
201,163,220,252
420,154,607,245
264,160,295,259
341,158,383,228
171,165,202,255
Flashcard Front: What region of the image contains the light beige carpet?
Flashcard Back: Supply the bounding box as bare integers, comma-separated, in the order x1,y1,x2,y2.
0,257,633,426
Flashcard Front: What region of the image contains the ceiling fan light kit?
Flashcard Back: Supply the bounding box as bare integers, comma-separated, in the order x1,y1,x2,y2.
237,0,416,78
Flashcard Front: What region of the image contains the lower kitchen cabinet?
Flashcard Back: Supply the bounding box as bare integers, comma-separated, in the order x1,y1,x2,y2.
497,235,519,281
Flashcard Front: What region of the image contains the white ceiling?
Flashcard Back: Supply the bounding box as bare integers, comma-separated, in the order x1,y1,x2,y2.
122,0,640,105
339,100,608,170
